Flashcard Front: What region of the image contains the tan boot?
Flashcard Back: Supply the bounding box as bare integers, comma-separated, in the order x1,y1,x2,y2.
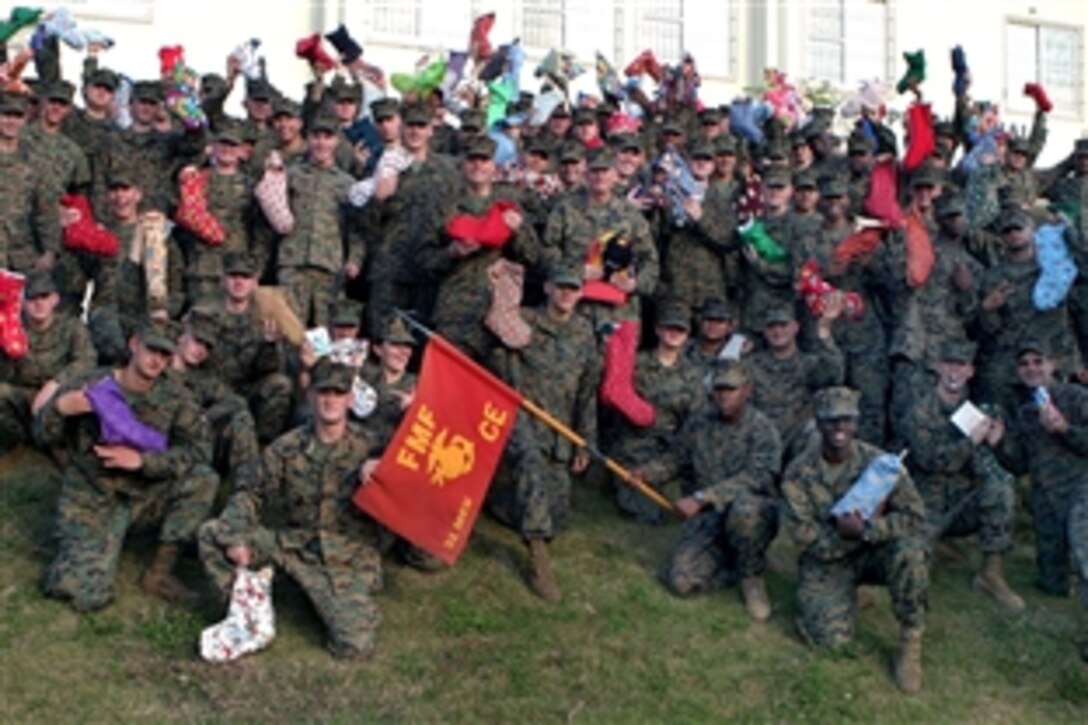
973,553,1025,612
741,576,772,622
142,544,200,605
894,626,924,695
526,539,561,603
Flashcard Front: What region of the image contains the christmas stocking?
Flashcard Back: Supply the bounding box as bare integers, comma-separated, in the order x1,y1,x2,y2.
175,167,225,245
624,49,663,83
85,375,169,453
951,45,971,98
296,33,337,73
1023,82,1053,113
0,270,28,360
902,103,936,173
903,212,936,288
200,567,276,663
60,194,120,257
139,212,169,308
485,259,532,349
1033,221,1078,310
445,200,519,248
469,12,496,65
738,218,788,263
797,261,865,320
896,49,926,95
0,6,42,45
833,228,884,266
600,320,655,427
864,158,904,228
159,44,184,75
254,152,294,234
325,25,362,64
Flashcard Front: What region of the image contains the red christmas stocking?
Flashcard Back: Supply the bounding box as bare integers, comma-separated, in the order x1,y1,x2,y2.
175,167,226,245
485,259,532,348
0,270,28,360
902,103,935,173
445,200,518,248
624,49,663,83
470,13,496,64
60,194,120,257
903,212,935,288
833,228,883,267
296,34,338,73
600,320,655,427
864,158,904,228
1023,83,1052,113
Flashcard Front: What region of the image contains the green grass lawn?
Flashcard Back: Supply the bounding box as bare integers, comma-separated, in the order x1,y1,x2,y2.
1,447,1085,722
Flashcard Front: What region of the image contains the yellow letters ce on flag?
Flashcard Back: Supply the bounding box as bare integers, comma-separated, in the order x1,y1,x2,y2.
353,335,521,565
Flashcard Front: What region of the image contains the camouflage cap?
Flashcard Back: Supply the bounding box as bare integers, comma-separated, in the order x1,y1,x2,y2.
587,147,616,171
793,169,818,190
88,68,119,91
763,167,792,188
698,297,735,321
712,359,752,389
713,134,738,155
223,251,258,277
525,134,553,156
245,78,273,100
401,103,430,126
459,108,486,131
610,132,642,152
138,319,179,354
185,307,221,348
106,162,138,189
656,303,691,331
548,261,584,288
308,112,340,135
559,142,586,163
463,135,497,160
310,357,354,392
910,164,942,188
688,140,715,160
549,102,571,118
23,270,58,298
133,80,165,103
0,92,29,115
201,73,227,97
1007,136,1030,155
572,107,596,126
1016,336,1051,359
382,316,416,346
660,118,684,135
998,207,1032,232
814,386,861,420
272,97,302,118
38,79,75,103
935,193,966,218
698,107,722,125
818,175,848,198
939,340,976,364
847,131,872,154
763,305,795,327
331,81,363,103
370,97,400,120
763,141,789,162
329,298,363,328
215,122,245,145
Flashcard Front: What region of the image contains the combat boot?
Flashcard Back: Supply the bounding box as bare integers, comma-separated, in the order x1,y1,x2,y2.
894,626,924,694
526,539,561,603
973,553,1025,612
142,544,200,605
740,576,771,622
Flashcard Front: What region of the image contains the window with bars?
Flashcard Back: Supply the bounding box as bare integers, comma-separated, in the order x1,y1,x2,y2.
805,0,887,85
630,0,731,77
522,0,565,50
369,0,473,47
1006,21,1083,117
636,0,684,63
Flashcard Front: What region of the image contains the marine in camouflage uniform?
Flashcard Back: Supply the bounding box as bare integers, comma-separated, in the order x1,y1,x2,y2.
167,307,260,495
642,360,782,621
0,272,96,453
683,297,745,384
997,339,1088,597
60,63,121,220
541,147,659,329
781,387,929,693
198,359,385,659
24,80,91,198
212,252,293,444
275,114,362,328
420,136,543,362
976,209,1080,413
899,341,1023,610
356,316,417,447
488,263,600,602
610,304,705,523
0,92,61,274
749,304,844,461
36,321,218,611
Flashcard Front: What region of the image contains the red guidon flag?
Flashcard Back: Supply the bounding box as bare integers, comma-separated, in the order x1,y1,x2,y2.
353,334,522,565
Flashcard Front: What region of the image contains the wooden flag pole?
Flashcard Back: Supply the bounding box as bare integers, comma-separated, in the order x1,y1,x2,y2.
394,310,681,518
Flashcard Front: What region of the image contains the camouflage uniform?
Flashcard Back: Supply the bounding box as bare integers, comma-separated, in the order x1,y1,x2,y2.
357,360,416,448
37,365,217,612
60,65,121,219
198,418,384,659
211,303,293,444
644,404,782,595
489,304,600,541
25,116,91,197
900,387,1015,553
277,158,362,327
739,209,801,334
0,305,96,452
657,179,737,311
114,122,206,213
999,382,1088,595
0,136,61,273
611,350,705,523
782,438,928,647
541,187,659,326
